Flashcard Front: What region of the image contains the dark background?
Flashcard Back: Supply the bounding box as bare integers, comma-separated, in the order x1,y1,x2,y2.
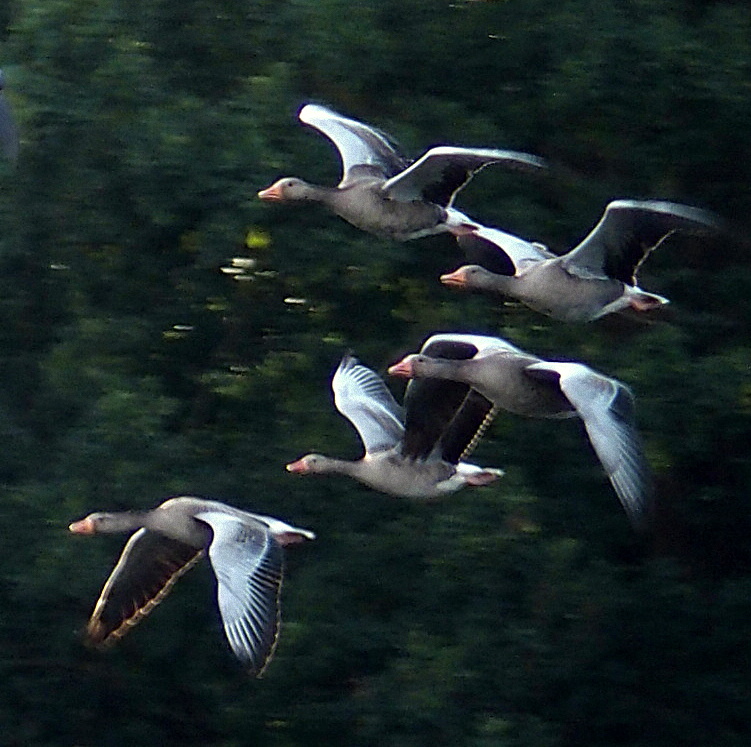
1,1,750,744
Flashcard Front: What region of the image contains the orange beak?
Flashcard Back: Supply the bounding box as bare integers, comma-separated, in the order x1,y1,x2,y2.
387,359,415,378
440,268,467,287
257,183,284,201
69,517,96,534
285,459,307,474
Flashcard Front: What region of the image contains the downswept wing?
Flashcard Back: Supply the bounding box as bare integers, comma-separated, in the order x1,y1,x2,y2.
439,389,498,464
457,224,554,276
383,146,547,207
402,335,497,462
333,354,405,455
85,529,203,646
526,362,652,529
197,512,284,677
299,104,408,185
562,199,719,284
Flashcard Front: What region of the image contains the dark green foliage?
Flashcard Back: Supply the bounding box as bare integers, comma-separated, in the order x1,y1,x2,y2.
0,0,750,744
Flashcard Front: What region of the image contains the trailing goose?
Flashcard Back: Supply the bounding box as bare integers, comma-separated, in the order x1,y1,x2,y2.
286,352,503,498
69,496,315,676
389,333,652,529
441,200,718,322
258,103,546,241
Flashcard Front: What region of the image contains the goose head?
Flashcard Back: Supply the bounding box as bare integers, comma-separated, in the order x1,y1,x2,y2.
388,353,470,384
258,177,316,203
388,353,449,380
286,453,329,474
441,265,506,291
69,512,140,535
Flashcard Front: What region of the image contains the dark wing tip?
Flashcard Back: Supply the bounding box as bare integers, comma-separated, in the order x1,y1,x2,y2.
85,617,114,648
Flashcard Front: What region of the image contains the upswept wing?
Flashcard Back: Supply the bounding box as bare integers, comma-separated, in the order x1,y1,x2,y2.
526,361,652,530
457,224,554,276
299,104,408,185
383,146,547,207
197,512,285,677
332,354,405,455
562,200,718,284
85,529,203,646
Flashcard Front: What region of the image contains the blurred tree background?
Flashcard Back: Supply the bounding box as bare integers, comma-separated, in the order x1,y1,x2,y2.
0,0,750,744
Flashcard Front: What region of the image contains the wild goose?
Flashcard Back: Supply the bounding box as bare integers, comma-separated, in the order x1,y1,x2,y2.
258,103,546,241
0,69,18,162
69,496,315,677
389,333,652,530
441,200,719,322
286,352,503,498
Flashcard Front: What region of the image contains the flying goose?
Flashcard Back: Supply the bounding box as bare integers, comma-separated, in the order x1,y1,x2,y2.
442,200,719,322
258,103,546,241
389,333,652,529
286,352,503,498
69,496,315,676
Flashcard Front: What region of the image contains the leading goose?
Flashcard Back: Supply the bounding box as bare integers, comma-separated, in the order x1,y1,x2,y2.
441,200,719,322
388,333,652,529
286,352,503,498
69,496,315,677
258,103,546,242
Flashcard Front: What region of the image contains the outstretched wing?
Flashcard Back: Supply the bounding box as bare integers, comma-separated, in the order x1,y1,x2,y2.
383,146,547,207
563,199,719,284
457,224,554,276
526,361,652,530
85,529,203,646
299,104,408,185
332,353,405,454
196,512,285,677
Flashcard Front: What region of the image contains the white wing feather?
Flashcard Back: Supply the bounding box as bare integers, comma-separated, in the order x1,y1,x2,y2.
196,511,284,677
332,355,405,454
299,104,403,183
528,362,651,527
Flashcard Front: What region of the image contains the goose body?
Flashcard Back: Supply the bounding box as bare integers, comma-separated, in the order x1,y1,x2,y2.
69,496,315,676
286,353,503,498
444,200,718,322
258,104,546,241
389,333,651,529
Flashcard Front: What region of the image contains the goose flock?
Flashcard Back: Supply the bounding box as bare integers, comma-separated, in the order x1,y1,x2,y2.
1,84,720,677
